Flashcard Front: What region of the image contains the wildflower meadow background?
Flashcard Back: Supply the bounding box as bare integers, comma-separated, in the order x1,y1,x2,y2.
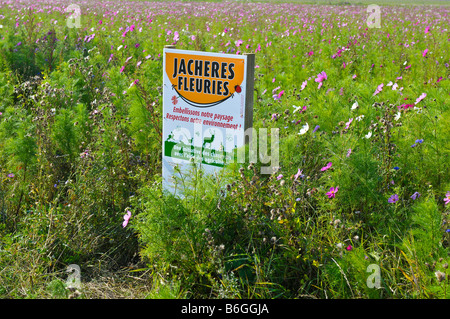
0,0,449,299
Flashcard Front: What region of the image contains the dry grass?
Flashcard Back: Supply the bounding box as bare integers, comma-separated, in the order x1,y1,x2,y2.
81,274,152,299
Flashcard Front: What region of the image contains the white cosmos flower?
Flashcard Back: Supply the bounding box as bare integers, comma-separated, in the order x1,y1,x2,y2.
394,112,401,121
392,83,398,90
351,101,359,110
298,122,309,135
386,81,393,86
356,114,365,121
364,131,372,139
292,105,302,113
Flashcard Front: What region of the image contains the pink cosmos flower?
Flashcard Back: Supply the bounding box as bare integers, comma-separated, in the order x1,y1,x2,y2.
273,90,284,101
301,80,307,91
414,93,426,105
388,194,399,203
315,71,327,89
173,31,179,42
345,118,353,129
326,186,339,199
321,162,332,171
423,48,428,57
425,26,430,34
123,210,132,228
373,83,384,96
346,148,352,157
444,192,450,205
294,168,303,180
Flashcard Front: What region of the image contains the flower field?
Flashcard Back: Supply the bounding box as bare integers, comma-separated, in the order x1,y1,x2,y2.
0,0,449,299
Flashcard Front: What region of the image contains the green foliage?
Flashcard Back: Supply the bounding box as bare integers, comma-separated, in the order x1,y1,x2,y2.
0,0,448,299
51,108,79,161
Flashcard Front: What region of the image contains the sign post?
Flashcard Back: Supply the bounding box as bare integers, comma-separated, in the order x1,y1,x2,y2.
162,46,254,194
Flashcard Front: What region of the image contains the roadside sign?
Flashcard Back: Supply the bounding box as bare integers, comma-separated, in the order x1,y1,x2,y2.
162,46,254,194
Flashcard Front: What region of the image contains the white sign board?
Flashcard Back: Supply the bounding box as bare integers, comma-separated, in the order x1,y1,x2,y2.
162,47,254,194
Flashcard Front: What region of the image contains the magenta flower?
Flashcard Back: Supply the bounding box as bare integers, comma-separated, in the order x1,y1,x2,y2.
321,162,332,171
308,51,314,56
388,194,399,203
423,48,428,57
346,245,352,251
425,26,430,34
315,71,327,89
273,90,284,101
326,186,339,199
